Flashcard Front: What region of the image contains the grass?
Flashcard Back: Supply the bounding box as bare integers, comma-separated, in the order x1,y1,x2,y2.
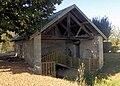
0,53,120,86
93,53,120,86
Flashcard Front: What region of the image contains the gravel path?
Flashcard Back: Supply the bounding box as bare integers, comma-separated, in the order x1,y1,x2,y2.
0,61,78,86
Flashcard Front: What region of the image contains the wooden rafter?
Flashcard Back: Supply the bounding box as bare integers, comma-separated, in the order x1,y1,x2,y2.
70,13,82,26
59,22,67,36
71,11,89,25
67,13,71,36
85,25,94,33
76,26,82,37
55,25,61,35
82,25,91,36
60,22,67,30
70,13,91,36
71,11,82,23
64,31,67,36
59,16,74,36
43,26,53,35
82,22,89,25
42,14,67,34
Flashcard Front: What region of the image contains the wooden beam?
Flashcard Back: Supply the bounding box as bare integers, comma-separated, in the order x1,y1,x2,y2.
59,13,74,36
85,25,94,33
82,25,91,36
70,13,82,27
42,26,53,35
82,22,89,25
60,22,67,30
41,35,93,40
42,14,67,34
76,27,82,37
55,25,61,35
71,11,90,29
67,13,71,36
59,22,68,36
64,31,67,36
70,13,91,36
71,11,82,23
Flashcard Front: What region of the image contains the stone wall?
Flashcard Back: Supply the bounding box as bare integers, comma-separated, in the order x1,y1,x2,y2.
24,40,34,67
14,41,24,58
97,36,103,69
41,40,74,57
14,34,104,73
14,40,34,67
15,34,42,74
80,37,98,59
33,34,42,74
80,35,103,70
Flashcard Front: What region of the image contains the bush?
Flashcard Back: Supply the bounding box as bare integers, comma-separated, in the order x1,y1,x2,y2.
111,46,119,52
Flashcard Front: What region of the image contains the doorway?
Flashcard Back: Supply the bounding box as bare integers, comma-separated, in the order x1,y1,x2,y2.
74,41,80,58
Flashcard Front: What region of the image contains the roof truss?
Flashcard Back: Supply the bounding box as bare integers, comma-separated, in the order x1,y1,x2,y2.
42,11,94,40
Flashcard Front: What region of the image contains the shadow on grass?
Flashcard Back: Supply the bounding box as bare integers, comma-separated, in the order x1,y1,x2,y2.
97,53,120,79
0,57,34,74
100,53,120,78
83,53,120,85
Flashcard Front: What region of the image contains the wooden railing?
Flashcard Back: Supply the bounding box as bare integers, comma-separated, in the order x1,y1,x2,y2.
42,61,56,77
82,58,98,71
41,51,80,68
41,51,98,77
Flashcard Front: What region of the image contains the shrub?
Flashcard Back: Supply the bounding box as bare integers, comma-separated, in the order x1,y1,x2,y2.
111,46,119,52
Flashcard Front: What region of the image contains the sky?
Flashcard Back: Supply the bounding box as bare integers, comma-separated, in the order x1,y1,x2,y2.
55,0,120,28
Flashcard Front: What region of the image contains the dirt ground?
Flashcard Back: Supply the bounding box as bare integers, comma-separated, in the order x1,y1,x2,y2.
0,61,78,86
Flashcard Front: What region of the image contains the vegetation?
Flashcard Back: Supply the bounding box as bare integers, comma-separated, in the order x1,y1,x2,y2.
0,32,15,53
74,53,120,86
0,0,63,42
0,52,120,85
77,63,87,86
109,26,120,46
0,0,63,52
92,16,112,38
93,53,120,86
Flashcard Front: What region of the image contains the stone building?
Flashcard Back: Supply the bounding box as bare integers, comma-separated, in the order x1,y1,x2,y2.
13,5,107,76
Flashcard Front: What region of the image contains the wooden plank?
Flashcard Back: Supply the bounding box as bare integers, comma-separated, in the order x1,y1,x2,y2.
56,63,70,68
42,51,81,74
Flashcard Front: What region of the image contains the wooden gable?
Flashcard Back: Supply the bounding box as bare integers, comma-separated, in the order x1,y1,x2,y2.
41,11,94,40
30,5,107,40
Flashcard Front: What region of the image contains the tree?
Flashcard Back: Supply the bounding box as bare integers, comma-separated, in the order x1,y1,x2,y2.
109,26,120,46
0,0,63,42
92,16,112,38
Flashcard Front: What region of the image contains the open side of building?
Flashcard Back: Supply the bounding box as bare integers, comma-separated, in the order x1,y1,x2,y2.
13,4,106,77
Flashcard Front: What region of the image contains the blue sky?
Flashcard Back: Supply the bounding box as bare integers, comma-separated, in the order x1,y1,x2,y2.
55,0,120,27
